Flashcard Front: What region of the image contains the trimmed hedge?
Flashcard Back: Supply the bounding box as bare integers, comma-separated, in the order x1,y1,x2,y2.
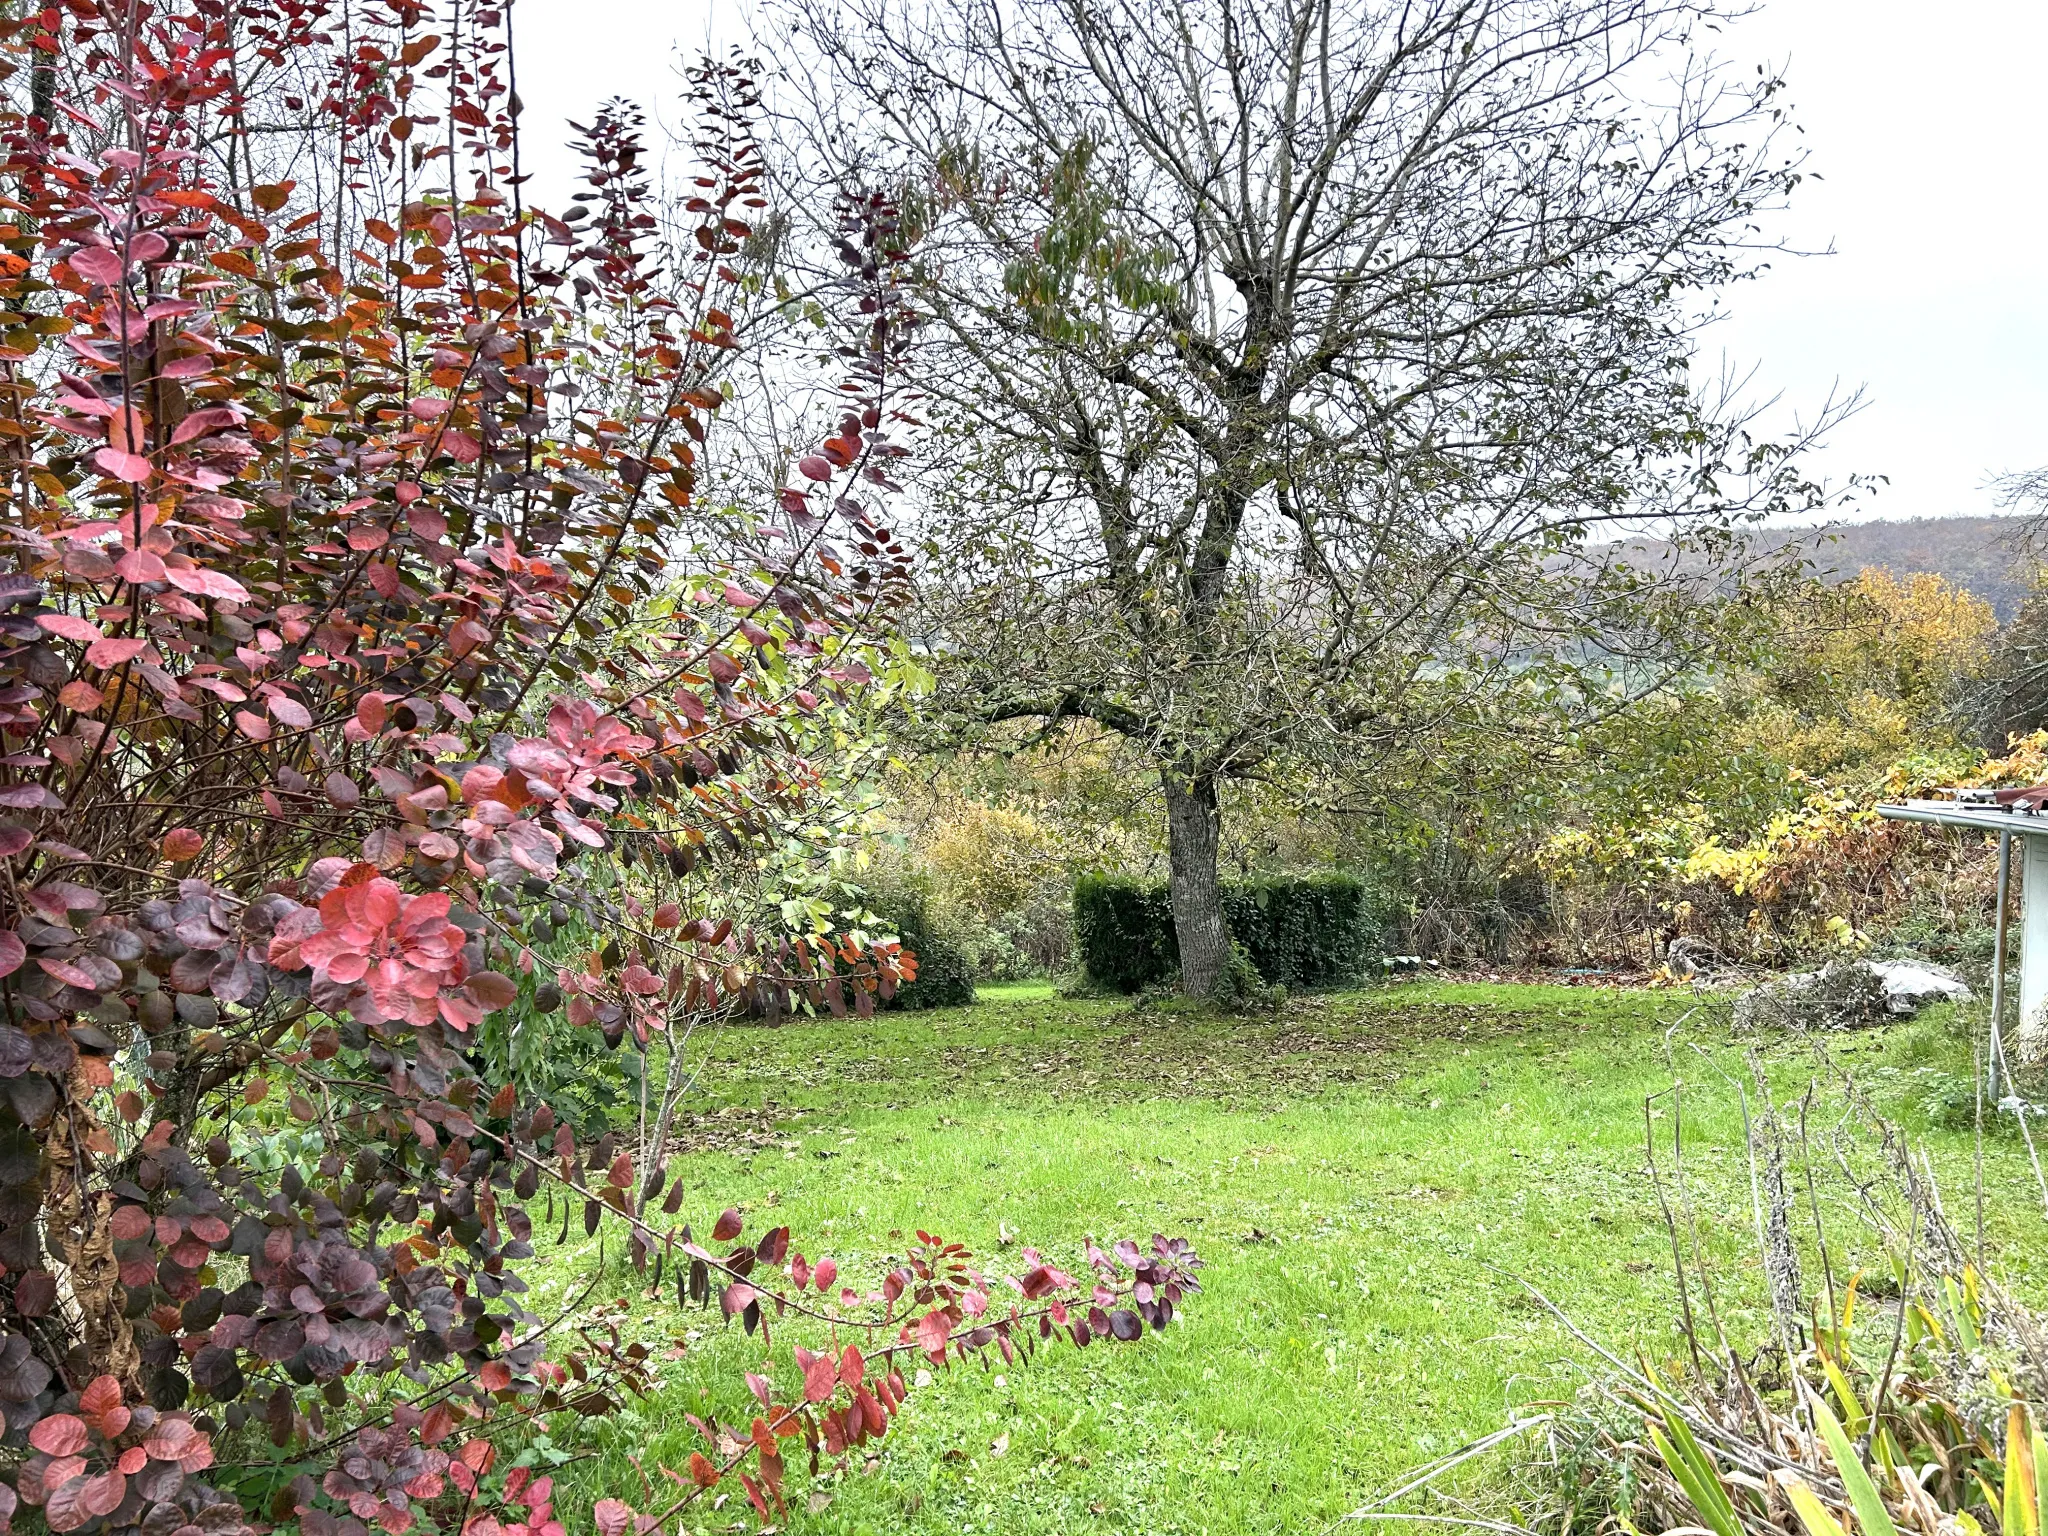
865,880,977,1010
1074,872,1385,993
1072,876,1180,993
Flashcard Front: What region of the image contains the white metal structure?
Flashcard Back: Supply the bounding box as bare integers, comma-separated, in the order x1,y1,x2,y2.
1878,795,2048,1093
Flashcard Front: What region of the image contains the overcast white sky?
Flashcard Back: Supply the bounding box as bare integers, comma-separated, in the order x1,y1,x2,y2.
510,0,2048,525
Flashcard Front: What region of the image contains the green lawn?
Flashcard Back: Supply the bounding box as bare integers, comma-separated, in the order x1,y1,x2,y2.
520,979,2047,1536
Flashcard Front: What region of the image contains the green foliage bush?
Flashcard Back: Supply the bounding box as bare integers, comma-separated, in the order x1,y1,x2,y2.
864,875,979,1009
1073,872,1385,992
1072,876,1180,992
1210,941,1287,1013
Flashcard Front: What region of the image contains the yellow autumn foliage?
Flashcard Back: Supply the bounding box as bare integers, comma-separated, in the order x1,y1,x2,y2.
922,802,1067,925
1728,568,1995,779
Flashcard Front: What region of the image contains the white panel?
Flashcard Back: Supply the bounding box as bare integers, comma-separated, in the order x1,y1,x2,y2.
2020,836,2048,1063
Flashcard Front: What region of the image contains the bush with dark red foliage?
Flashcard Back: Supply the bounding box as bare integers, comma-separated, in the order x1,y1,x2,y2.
0,4,1198,1532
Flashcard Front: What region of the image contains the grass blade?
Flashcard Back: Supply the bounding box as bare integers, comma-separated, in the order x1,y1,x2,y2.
1783,1476,1848,1536
2007,1404,2038,1536
1650,1412,1744,1536
1808,1390,1900,1536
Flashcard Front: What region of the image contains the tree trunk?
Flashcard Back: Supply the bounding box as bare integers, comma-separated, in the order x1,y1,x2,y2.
1162,767,1230,996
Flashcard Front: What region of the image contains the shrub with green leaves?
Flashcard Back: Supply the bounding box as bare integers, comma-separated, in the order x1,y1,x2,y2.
1074,872,1385,993
864,876,979,1008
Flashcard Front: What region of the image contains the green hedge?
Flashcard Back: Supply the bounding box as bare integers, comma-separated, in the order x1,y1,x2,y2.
1072,876,1180,992
865,880,977,1010
1073,872,1385,993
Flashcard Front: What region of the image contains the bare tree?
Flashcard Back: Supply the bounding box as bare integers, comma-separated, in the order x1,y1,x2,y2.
778,0,1849,993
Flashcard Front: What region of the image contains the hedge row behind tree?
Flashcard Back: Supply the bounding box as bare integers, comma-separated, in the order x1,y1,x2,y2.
1074,873,1384,993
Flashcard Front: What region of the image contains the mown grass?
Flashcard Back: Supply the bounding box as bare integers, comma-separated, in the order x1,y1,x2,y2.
515,979,2047,1536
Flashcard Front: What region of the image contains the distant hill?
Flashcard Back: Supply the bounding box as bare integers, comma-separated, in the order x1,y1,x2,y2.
1752,516,2036,620
1616,515,2038,621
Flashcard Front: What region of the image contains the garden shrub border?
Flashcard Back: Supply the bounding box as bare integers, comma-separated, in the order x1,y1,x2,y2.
1073,872,1385,992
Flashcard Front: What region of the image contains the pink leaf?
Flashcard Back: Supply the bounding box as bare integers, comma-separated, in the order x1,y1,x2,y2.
233,710,271,742
84,636,147,669
163,565,251,602
268,696,312,731
93,448,152,483
168,407,241,444
35,614,101,644
406,501,448,540
37,957,100,991
113,548,166,584
68,247,126,286
28,1414,88,1456
141,1416,213,1471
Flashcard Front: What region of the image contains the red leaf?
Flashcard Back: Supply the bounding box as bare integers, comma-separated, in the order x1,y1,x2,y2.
449,618,491,658
813,1257,837,1293
592,1499,632,1536
687,1452,719,1489
77,1377,122,1420
796,455,833,481
406,500,447,540
161,828,204,862
37,957,99,991
0,930,23,979
43,1475,90,1533
916,1308,952,1362
69,246,126,285
168,406,242,444
77,1471,124,1519
802,1352,836,1404
739,1471,769,1523
29,1414,88,1456
467,970,517,1010
142,1416,213,1471
268,695,312,731
712,1207,743,1242
233,710,271,742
